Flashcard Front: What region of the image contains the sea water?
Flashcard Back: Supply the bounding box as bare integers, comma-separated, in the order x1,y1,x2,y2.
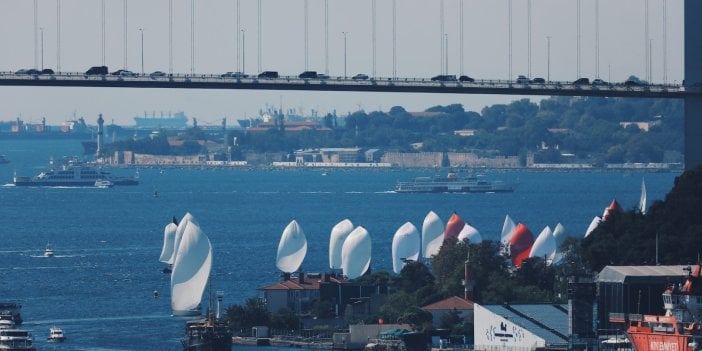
0,139,680,350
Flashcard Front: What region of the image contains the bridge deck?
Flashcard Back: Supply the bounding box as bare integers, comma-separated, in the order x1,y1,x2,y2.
0,72,695,99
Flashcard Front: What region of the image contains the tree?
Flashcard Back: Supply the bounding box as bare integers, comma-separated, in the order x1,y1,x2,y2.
397,261,435,294
226,298,271,335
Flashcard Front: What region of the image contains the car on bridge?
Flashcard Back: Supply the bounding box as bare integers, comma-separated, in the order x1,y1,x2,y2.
85,66,108,75
317,74,330,79
119,70,138,77
352,73,369,80
573,77,590,85
150,71,167,79
221,71,247,78
592,78,607,86
299,71,318,79
431,75,457,82
258,71,279,79
459,75,475,82
16,68,40,75
530,77,545,84
516,75,529,84
40,69,55,75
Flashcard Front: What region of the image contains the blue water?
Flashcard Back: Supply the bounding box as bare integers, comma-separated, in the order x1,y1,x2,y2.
0,139,680,350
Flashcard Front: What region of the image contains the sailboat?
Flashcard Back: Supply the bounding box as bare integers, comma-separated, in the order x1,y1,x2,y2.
639,178,647,215
421,211,444,259
329,219,354,271
158,222,178,273
276,220,307,274
170,221,212,316
341,226,372,279
391,222,420,274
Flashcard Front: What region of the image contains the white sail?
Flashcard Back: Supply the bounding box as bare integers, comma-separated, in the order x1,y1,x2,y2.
639,178,647,215
168,212,198,265
159,222,178,263
500,215,517,246
457,223,483,244
552,223,567,249
170,221,212,316
529,226,556,263
584,216,601,238
391,222,420,274
421,211,444,259
329,219,354,270
276,220,308,274
341,226,372,279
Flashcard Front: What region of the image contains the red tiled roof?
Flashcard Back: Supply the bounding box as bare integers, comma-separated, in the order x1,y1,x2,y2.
257,275,346,291
421,296,474,311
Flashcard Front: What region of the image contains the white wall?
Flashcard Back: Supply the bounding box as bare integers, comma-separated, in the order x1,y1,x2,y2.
473,304,545,351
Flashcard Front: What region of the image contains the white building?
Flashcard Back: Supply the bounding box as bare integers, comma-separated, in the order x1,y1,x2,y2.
473,303,568,351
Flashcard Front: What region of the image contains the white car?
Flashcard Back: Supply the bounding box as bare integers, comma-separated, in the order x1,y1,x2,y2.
119,70,138,77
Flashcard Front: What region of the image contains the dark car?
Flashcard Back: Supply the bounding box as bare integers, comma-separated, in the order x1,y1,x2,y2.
16,68,40,75
530,77,545,84
591,78,607,85
257,71,279,79
431,75,457,82
573,77,590,85
317,74,330,79
624,79,642,86
40,68,55,75
299,71,318,79
459,75,475,82
352,73,369,80
86,66,108,75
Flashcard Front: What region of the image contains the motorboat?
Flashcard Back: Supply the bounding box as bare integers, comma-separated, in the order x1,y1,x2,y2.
47,326,65,342
94,179,114,188
44,243,54,258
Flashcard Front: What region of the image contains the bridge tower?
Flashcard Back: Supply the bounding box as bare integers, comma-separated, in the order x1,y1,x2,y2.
685,0,702,169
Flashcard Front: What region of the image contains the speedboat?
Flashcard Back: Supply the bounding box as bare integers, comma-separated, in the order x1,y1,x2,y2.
94,179,114,188
44,243,54,258
47,326,65,342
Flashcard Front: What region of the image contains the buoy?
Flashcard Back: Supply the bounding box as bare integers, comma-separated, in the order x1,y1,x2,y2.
153,290,159,299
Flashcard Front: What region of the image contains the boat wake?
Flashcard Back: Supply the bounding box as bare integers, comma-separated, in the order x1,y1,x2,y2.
25,313,171,326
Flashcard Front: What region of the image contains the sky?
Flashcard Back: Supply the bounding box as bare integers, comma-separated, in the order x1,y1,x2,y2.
0,0,685,127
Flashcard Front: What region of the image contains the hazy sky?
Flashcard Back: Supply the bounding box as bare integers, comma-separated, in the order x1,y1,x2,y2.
0,0,684,126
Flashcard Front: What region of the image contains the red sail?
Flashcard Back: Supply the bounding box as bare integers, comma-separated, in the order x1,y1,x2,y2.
509,223,534,267
603,199,623,221
444,212,465,241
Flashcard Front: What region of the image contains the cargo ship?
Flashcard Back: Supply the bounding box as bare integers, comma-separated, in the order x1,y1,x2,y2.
625,264,702,351
134,111,189,129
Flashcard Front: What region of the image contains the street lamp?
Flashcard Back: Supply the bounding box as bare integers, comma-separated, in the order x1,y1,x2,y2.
139,28,144,75
241,29,246,74
342,32,347,78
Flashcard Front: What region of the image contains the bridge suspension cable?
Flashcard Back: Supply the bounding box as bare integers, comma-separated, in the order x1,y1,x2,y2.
56,0,61,72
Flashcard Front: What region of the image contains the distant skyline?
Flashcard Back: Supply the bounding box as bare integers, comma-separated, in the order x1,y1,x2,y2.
0,0,684,126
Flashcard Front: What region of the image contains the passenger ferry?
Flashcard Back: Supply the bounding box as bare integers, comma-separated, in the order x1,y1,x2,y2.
13,158,138,187
394,171,514,193
0,329,35,350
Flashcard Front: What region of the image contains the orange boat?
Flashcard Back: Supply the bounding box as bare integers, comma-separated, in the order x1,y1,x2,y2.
626,264,702,351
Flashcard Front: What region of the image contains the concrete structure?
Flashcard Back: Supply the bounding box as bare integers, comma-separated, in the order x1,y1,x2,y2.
474,303,568,351
420,296,474,328
596,265,689,332
685,0,702,169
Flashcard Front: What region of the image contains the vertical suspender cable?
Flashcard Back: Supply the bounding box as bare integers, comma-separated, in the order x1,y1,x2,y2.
663,0,667,84
577,0,581,78
372,0,376,78
34,0,38,70
508,0,512,80
393,0,396,79
124,0,128,70
102,0,105,66
169,0,173,74
440,0,444,75
57,0,61,72
325,0,329,75
528,0,531,78
304,0,308,71
460,0,463,76
236,0,240,72
258,0,261,73
596,0,601,79
645,0,649,81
